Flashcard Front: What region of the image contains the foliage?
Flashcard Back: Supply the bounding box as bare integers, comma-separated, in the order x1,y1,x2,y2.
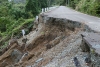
0,0,53,47
0,17,10,32
25,0,56,16
25,0,40,16
0,18,34,44
75,0,100,17
0,1,34,46
59,0,100,17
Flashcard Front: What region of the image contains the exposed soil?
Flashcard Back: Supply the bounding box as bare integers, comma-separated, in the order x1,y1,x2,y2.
0,24,89,67
0,6,92,67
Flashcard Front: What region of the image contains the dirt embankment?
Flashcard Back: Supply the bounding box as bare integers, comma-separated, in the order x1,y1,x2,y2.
0,13,92,67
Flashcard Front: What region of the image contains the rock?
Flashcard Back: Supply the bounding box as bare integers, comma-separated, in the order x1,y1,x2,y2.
11,49,23,63
85,57,91,65
46,44,52,50
26,66,32,67
81,39,90,52
9,39,18,45
6,65,14,67
19,52,28,62
22,38,28,44
35,58,43,63
73,57,81,67
90,52,100,67
0,61,8,67
0,51,2,56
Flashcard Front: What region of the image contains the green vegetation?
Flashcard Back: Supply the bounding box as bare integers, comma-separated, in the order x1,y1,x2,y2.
25,0,55,16
0,1,32,44
60,0,100,17
76,0,100,17
54,0,100,17
0,0,50,47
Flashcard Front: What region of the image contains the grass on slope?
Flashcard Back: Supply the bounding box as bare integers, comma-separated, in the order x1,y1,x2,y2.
0,18,34,49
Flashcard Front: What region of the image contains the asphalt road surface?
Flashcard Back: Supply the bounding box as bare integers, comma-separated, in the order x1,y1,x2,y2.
44,6,100,32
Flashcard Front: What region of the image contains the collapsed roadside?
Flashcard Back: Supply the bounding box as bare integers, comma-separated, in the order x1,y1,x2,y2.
0,11,98,67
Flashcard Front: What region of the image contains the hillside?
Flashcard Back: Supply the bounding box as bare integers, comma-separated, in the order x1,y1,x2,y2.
0,7,88,67
0,0,48,49
0,0,100,67
1,6,100,67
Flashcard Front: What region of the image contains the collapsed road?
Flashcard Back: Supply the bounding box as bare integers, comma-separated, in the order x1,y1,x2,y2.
0,6,100,67
44,6,100,32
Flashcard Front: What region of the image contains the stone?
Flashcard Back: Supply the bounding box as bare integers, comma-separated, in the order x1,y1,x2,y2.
11,49,23,63
0,50,2,56
22,38,28,44
35,58,43,63
90,52,100,67
0,61,8,67
73,57,81,67
85,57,91,64
19,52,28,62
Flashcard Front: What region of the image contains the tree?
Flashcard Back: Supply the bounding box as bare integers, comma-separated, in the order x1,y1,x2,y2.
39,0,48,8
25,0,40,16
25,0,49,16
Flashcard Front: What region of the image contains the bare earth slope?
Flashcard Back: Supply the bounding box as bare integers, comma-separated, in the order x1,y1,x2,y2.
0,6,100,67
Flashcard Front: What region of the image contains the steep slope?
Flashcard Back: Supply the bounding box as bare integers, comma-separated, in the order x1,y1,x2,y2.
0,6,99,67
0,15,88,67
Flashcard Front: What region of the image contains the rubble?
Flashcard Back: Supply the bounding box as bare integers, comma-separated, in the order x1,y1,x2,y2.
81,32,100,67
11,49,23,63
